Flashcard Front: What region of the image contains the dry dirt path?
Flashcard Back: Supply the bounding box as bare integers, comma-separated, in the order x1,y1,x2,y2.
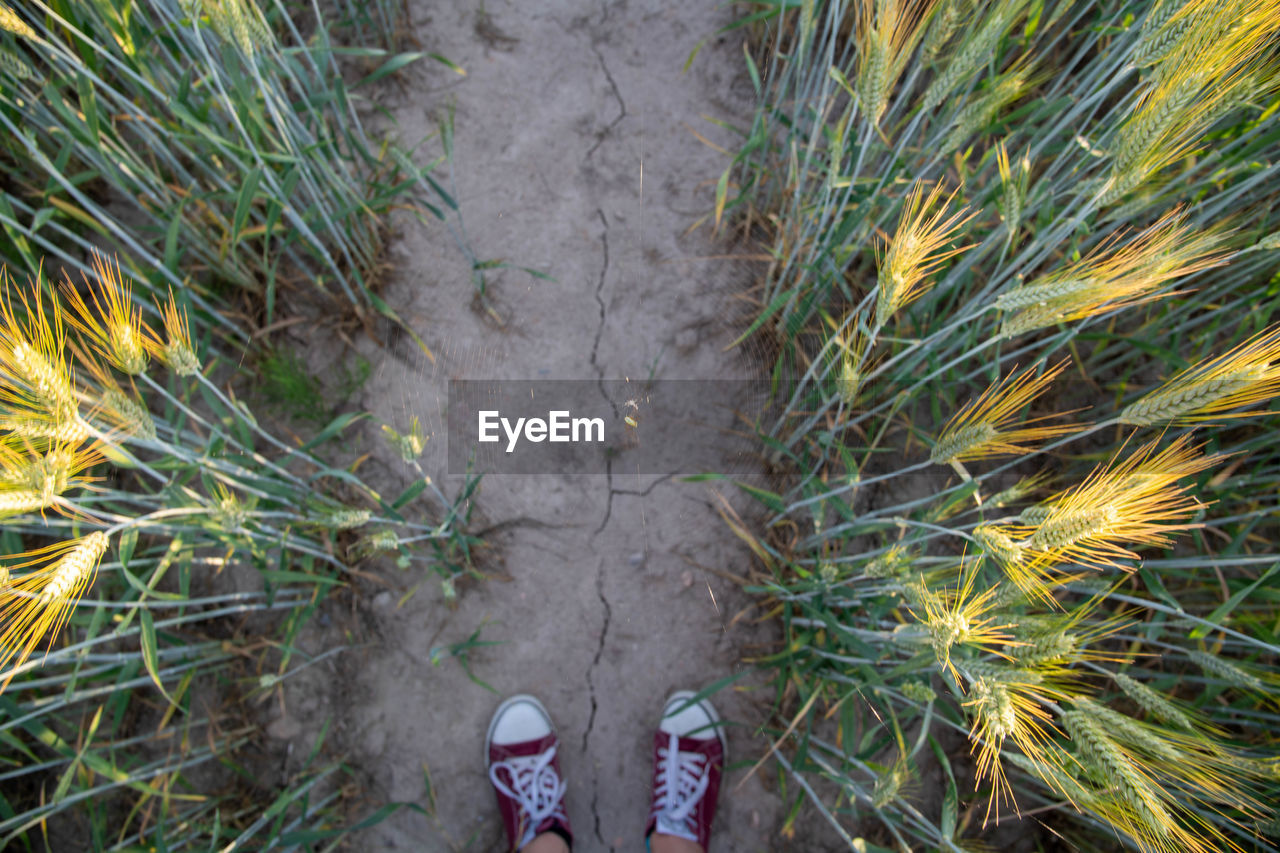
291,2,795,850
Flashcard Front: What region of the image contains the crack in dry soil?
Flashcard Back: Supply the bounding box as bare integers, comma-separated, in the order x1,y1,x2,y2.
287,2,796,850
586,45,627,160
592,206,618,540
595,456,615,537
583,556,613,847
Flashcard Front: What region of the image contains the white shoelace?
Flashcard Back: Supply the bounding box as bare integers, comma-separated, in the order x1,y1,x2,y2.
650,731,710,841
489,745,568,848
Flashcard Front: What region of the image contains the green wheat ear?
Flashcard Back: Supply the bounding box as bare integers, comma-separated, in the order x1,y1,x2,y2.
1133,0,1193,68
1007,629,1078,666
1112,673,1198,732
1060,708,1175,838
921,0,966,63
0,46,34,81
856,0,931,127
921,0,1026,113
1188,650,1266,692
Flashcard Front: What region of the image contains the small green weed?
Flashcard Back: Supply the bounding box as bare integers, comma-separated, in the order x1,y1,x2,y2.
257,346,325,422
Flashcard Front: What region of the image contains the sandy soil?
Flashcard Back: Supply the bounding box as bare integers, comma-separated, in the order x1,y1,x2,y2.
275,1,841,851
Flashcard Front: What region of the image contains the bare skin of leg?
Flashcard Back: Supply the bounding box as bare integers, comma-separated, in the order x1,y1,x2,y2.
650,835,705,853
511,788,711,851
521,833,569,853
521,830,704,852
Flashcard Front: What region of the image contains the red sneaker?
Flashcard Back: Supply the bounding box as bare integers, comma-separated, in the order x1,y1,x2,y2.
485,695,573,852
644,690,726,851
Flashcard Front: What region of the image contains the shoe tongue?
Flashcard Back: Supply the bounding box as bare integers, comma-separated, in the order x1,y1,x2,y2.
655,812,698,842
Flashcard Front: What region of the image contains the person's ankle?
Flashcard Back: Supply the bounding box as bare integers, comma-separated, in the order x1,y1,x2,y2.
649,832,705,853
521,830,570,853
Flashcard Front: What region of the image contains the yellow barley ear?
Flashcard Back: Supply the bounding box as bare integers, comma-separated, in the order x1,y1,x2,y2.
875,180,976,327
59,253,158,376
932,359,1080,464
155,288,201,377
1017,433,1217,572
0,437,104,521
1105,0,1280,203
0,4,36,40
1120,325,1280,425
910,557,1017,684
971,521,1097,605
996,210,1228,337
0,268,83,431
0,532,110,692
964,671,1062,819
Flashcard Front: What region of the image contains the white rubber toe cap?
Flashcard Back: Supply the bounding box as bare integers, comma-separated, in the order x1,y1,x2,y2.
487,694,554,749
659,690,725,750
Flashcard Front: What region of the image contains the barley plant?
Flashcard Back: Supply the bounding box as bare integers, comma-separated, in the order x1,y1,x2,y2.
0,0,481,845
716,0,1280,849
0,255,478,844
0,0,467,346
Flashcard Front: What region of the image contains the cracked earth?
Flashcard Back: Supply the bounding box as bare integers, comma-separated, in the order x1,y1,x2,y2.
286,1,792,850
